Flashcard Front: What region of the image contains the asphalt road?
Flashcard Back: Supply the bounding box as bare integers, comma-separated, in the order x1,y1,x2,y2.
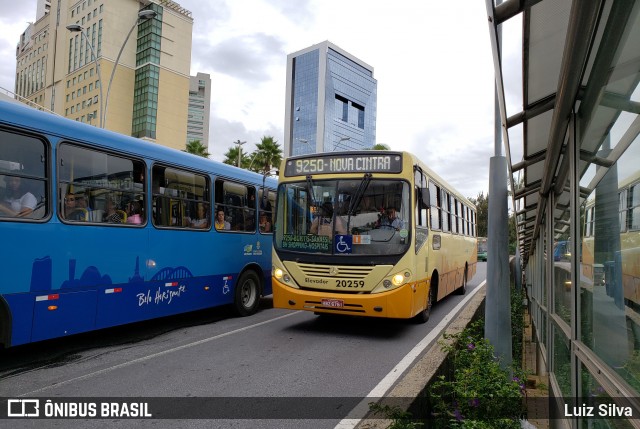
1,263,487,429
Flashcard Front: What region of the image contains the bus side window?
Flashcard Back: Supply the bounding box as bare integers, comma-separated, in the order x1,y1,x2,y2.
215,179,254,232
0,129,48,220
151,165,209,229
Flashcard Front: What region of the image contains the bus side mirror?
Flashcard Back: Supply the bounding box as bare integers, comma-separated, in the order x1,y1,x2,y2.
420,188,430,208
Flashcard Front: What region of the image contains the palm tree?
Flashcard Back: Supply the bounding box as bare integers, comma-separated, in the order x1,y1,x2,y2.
250,136,283,175
223,146,249,166
184,140,210,158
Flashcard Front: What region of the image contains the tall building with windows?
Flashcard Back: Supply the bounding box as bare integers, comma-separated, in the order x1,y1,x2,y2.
284,41,377,157
14,0,193,151
186,72,211,148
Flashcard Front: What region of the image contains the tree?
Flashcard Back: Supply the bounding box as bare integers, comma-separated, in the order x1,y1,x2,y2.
250,136,283,175
369,143,390,150
469,192,489,237
223,145,249,167
469,192,518,254
184,140,210,158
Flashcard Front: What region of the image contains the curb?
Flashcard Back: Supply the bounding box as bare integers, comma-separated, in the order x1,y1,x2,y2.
356,285,487,428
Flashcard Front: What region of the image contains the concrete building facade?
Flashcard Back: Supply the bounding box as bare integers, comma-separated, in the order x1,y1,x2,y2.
14,0,193,151
284,41,377,157
186,72,211,148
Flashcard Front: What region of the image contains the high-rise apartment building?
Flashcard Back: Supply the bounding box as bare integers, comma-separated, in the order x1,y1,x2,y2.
14,0,193,151
284,41,377,157
187,72,211,148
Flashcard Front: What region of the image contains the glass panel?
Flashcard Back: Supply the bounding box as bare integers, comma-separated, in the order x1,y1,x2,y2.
580,364,635,428
553,324,572,397
579,143,640,389
152,165,209,229
258,187,274,233
554,196,572,324
0,130,47,220
274,178,410,255
429,182,441,230
214,179,251,232
58,144,145,224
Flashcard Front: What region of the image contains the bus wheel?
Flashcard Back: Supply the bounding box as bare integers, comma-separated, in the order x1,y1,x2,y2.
455,267,467,295
414,284,436,324
234,270,261,316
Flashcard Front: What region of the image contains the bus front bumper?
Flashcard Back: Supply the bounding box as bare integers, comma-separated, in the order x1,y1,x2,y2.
272,278,420,319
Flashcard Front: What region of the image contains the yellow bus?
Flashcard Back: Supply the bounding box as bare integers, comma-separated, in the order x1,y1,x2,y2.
581,171,640,303
272,151,477,322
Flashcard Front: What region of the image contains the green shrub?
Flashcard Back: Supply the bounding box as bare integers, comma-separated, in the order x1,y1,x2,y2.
429,321,526,428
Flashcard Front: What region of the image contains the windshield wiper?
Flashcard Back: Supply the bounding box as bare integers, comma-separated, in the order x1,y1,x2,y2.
305,175,317,207
346,173,372,231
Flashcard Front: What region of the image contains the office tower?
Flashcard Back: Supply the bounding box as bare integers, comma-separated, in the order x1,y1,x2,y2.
14,0,193,151
284,41,377,157
187,72,211,148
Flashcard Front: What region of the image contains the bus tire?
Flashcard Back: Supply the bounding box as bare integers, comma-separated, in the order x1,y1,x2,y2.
414,281,437,324
455,265,468,295
234,270,261,316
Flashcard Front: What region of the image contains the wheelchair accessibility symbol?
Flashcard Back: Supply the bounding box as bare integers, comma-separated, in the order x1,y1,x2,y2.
334,235,353,254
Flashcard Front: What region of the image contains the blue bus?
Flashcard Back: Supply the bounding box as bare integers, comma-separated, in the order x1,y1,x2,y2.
0,100,277,347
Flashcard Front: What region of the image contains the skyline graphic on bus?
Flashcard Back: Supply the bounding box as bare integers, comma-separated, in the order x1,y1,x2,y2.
29,256,194,292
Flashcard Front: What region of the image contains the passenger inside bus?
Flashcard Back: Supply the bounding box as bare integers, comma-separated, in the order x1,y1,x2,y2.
63,192,88,221
310,202,347,236
215,208,230,230
126,200,143,224
189,203,209,229
259,212,272,232
0,176,37,217
105,198,123,223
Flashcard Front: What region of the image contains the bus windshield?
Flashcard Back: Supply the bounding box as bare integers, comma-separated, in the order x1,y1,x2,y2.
274,178,411,256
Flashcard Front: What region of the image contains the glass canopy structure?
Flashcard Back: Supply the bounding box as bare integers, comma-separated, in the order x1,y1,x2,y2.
486,0,640,425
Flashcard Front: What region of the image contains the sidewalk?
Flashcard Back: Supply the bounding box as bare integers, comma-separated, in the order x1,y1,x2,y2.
523,307,549,429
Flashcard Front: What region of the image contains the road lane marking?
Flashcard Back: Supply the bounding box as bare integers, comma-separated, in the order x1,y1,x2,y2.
335,280,487,429
18,311,301,397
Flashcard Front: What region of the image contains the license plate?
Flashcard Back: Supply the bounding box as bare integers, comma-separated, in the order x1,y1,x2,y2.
321,298,344,308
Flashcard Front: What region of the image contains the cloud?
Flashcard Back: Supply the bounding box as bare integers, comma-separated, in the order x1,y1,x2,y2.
0,3,34,93
207,114,283,163
269,0,315,26
411,124,494,200
0,0,35,23
194,33,286,84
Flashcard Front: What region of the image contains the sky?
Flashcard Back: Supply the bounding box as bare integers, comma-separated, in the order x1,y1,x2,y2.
0,0,523,200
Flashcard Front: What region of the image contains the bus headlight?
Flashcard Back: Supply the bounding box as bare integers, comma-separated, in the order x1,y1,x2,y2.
392,274,405,286
274,267,291,283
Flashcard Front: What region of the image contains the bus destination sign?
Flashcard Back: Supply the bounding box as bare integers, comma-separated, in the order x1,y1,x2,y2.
284,153,403,176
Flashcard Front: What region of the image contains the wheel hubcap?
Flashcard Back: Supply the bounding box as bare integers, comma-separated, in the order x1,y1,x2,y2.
241,281,256,307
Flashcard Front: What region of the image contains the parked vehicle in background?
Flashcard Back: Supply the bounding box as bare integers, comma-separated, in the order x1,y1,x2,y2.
477,237,488,261
553,240,571,262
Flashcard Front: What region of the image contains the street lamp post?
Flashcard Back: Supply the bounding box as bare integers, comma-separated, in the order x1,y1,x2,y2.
298,138,315,154
333,136,351,151
250,152,272,174
235,140,247,167
67,24,103,128
248,151,262,171
102,9,156,128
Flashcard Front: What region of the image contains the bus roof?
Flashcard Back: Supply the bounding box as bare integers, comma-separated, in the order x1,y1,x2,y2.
0,100,276,188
